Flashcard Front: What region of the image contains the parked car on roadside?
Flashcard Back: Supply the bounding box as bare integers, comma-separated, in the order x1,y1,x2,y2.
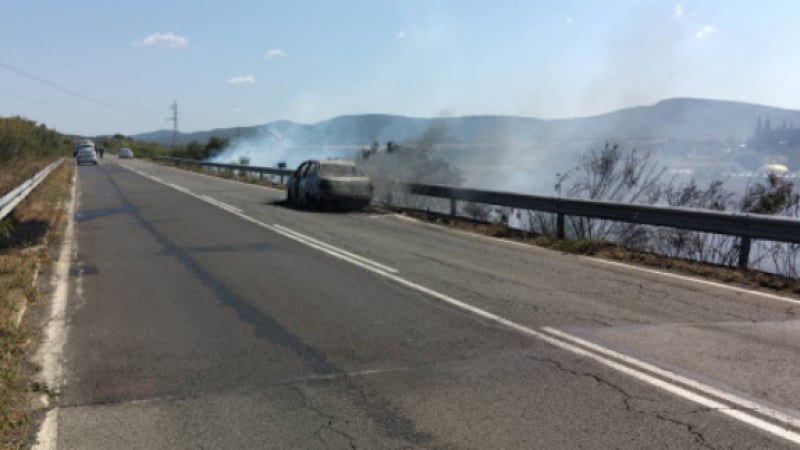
118,147,134,159
76,147,98,165
287,160,373,209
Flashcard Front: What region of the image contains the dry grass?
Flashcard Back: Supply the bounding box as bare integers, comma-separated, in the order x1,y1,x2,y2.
401,209,800,297
0,160,52,199
0,160,72,449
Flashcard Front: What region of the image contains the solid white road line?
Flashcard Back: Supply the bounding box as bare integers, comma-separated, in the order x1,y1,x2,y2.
124,164,800,445
166,182,192,195
272,224,398,274
541,326,800,430
33,166,78,449
579,257,800,306
199,194,244,214
390,213,800,307
124,165,398,275
32,409,58,450
142,160,287,193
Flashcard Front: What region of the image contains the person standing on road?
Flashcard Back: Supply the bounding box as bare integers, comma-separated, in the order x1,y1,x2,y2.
98,147,104,159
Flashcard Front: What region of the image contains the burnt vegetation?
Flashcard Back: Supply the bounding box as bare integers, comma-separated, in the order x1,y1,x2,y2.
516,143,800,278
357,138,463,211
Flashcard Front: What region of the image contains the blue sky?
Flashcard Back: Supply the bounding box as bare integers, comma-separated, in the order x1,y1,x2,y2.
0,0,797,135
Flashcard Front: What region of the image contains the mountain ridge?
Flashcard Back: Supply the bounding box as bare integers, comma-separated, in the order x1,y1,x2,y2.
127,98,800,146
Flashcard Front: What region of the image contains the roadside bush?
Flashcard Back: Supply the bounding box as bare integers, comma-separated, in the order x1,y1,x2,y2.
552,143,800,277
0,117,70,196
554,142,664,245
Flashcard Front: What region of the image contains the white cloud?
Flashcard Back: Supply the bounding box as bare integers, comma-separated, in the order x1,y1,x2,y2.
227,75,255,86
565,16,574,25
265,49,285,59
673,3,684,19
132,32,188,49
694,25,715,39
394,30,407,40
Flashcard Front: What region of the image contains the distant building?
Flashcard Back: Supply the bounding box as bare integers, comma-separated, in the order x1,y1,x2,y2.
748,116,800,149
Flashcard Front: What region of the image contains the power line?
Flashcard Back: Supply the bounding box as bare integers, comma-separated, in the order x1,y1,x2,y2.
0,86,160,127
0,59,158,114
0,86,107,120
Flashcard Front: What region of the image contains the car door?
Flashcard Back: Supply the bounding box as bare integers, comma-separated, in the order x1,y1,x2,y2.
298,162,319,202
290,162,307,199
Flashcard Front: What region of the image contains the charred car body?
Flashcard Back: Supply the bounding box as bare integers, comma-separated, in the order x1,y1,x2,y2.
287,160,373,209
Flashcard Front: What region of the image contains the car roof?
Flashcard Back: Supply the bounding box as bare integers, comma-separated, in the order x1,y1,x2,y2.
318,159,356,166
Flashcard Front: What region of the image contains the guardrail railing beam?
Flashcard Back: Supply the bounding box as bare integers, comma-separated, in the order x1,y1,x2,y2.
152,156,800,271
0,159,64,222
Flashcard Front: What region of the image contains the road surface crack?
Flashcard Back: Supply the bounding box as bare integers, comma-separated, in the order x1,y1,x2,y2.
287,384,358,449
652,413,716,450
527,355,718,449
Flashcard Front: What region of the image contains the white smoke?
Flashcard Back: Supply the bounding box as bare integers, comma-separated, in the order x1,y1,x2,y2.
207,127,358,170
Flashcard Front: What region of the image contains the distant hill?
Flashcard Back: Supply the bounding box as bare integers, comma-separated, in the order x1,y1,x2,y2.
129,98,800,146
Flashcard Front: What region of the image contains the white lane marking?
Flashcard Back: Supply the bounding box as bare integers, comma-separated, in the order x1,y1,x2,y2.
542,326,800,430
580,257,800,306
389,213,541,251
166,182,192,195
373,264,800,444
125,164,800,444
273,224,398,274
33,166,78,449
139,159,287,193
390,213,800,307
199,194,244,214
123,166,397,275
32,408,58,450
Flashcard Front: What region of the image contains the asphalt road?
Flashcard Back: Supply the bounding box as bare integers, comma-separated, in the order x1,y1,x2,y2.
44,159,800,449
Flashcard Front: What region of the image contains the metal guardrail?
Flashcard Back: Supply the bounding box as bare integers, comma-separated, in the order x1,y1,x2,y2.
153,156,294,184
0,159,64,221
402,183,800,268
153,157,800,269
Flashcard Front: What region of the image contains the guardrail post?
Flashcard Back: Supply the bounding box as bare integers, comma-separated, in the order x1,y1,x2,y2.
280,174,284,185
557,212,565,239
738,236,751,269
449,198,457,217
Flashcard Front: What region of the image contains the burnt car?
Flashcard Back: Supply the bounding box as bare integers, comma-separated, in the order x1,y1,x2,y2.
287,160,372,209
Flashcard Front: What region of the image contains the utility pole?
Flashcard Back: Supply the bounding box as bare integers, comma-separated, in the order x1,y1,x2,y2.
167,100,179,150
